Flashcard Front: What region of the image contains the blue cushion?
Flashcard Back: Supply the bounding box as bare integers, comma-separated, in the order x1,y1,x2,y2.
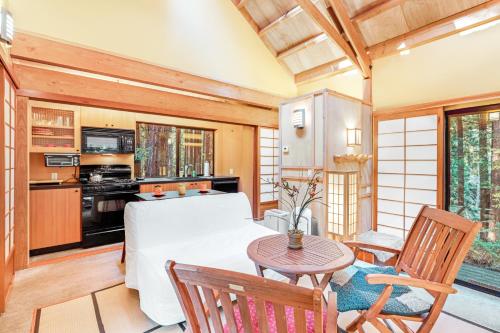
329,265,431,316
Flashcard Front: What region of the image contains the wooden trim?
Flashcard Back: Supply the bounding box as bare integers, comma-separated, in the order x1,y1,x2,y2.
14,96,29,270
328,0,372,77
237,0,250,9
276,33,325,59
0,45,19,88
11,32,283,109
367,1,500,59
351,0,403,22
375,91,500,115
295,0,366,78
28,244,123,268
14,64,279,127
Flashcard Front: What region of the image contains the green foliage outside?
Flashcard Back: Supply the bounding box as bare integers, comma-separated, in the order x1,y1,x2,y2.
448,111,499,272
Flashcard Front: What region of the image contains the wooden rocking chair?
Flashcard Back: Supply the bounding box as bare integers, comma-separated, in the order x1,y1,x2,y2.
167,260,338,333
335,206,481,333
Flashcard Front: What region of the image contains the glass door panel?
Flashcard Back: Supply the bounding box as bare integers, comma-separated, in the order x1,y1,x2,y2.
447,108,499,294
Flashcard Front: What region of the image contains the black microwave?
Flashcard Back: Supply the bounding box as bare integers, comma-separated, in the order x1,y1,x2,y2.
81,127,135,154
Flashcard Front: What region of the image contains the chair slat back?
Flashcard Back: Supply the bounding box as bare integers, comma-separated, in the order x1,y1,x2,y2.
396,206,481,287
166,261,324,333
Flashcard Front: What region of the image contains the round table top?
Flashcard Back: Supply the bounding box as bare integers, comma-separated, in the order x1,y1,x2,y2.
247,234,355,275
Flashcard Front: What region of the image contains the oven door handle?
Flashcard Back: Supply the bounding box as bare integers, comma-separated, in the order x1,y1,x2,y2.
84,190,139,196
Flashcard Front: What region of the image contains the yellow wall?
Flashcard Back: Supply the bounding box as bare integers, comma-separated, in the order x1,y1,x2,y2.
373,23,500,109
10,0,296,97
296,71,365,99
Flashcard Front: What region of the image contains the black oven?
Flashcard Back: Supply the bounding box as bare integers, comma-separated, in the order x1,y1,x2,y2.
82,127,135,154
82,189,137,248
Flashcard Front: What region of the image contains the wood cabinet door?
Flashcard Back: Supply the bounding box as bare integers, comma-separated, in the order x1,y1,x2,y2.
81,106,135,129
29,101,81,153
30,188,82,250
186,181,211,190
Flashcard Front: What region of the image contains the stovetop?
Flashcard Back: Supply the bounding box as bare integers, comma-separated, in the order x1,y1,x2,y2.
80,164,139,194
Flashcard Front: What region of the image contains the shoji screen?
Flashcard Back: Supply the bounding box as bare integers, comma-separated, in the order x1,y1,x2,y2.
3,76,14,261
258,127,279,203
375,112,441,238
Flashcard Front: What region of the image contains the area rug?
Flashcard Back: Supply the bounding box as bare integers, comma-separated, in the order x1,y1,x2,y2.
31,283,497,333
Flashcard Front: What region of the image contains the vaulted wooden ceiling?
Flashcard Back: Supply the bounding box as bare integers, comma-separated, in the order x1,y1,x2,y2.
231,0,500,83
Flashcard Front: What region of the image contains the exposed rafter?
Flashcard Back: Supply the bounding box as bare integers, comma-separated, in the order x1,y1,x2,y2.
295,0,367,77
258,5,303,36
367,0,500,59
295,57,351,83
351,0,404,22
237,0,250,9
328,0,371,77
277,33,326,59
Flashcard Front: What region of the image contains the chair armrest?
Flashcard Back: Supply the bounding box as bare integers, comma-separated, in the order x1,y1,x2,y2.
365,274,457,294
326,292,338,333
343,241,401,254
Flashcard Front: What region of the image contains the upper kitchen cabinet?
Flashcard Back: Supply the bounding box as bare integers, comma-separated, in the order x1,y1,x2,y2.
29,101,81,153
80,106,135,130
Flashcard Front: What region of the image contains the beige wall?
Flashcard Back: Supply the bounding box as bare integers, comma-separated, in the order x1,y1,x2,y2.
10,0,296,97
373,23,500,109
296,71,365,100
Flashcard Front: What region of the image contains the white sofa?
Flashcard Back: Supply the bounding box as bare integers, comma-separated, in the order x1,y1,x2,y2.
124,192,278,325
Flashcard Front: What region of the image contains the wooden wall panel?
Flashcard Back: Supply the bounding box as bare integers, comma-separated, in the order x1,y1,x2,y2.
14,64,279,128
14,96,29,270
11,32,283,109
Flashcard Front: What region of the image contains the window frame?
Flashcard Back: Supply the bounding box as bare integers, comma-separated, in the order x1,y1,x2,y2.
135,121,215,178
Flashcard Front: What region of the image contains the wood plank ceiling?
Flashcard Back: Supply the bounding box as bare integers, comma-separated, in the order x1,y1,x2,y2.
231,0,500,83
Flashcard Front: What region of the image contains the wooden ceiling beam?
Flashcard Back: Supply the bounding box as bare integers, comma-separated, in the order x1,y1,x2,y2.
14,64,279,127
295,0,367,78
11,32,283,109
237,0,250,9
258,5,303,36
294,57,349,83
351,0,404,22
276,33,326,59
367,0,500,59
328,0,371,77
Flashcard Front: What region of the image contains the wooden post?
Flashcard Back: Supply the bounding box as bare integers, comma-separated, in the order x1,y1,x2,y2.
14,96,29,270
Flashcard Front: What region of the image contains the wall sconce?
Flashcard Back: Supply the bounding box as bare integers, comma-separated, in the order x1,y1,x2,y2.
347,128,361,146
0,8,14,45
327,171,358,237
292,109,305,129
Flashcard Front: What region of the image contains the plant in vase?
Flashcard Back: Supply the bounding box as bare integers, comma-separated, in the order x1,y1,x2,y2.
265,171,323,249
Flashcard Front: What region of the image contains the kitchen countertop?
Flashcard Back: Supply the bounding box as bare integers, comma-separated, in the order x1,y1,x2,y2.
136,176,239,184
135,189,226,201
30,182,82,190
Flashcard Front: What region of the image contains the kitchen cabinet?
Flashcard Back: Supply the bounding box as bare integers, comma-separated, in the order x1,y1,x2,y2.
29,101,81,153
30,187,82,250
81,106,135,129
139,181,211,193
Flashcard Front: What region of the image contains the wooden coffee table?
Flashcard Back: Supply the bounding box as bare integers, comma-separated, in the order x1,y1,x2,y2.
247,234,355,298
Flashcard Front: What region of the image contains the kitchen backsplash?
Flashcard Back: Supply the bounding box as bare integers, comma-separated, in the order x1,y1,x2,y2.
30,153,135,181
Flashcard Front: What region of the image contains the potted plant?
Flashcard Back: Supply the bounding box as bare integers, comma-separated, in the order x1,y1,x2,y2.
265,171,323,249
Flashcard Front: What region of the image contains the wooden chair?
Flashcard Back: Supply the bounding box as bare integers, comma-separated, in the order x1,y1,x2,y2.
166,260,338,333
336,206,481,333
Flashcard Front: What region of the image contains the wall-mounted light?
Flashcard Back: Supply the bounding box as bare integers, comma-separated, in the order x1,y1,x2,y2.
347,128,361,146
292,108,305,129
0,8,14,45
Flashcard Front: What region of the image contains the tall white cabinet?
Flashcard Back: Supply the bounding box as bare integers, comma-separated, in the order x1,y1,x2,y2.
279,90,373,237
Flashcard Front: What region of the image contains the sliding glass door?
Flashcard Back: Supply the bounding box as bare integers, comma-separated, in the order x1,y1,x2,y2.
447,106,499,294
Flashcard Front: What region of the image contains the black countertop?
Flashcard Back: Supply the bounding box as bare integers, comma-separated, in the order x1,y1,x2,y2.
30,182,82,190
135,189,226,201
136,176,239,185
